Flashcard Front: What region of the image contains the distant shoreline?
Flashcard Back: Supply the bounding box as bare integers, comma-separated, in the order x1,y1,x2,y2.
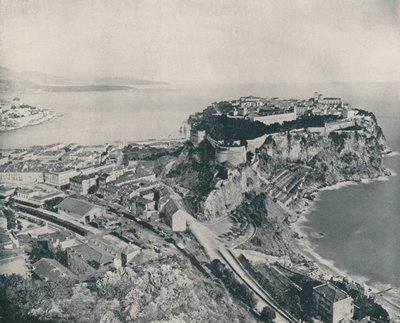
0,111,58,133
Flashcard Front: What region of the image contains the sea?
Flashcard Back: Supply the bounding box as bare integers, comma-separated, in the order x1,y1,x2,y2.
0,82,399,304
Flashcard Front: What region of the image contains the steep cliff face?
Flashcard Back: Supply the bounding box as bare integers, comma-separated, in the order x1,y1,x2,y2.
202,167,263,221
258,119,387,191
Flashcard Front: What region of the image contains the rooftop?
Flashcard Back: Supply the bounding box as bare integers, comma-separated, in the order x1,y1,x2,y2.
69,240,115,266
313,283,350,303
33,258,76,281
57,197,102,218
46,229,74,242
70,173,97,183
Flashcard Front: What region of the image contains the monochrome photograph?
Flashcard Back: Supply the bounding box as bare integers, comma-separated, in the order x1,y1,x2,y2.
0,1,399,322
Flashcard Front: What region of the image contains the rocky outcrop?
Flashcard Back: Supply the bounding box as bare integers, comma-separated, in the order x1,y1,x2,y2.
202,167,263,221
258,117,387,191
95,262,254,323
198,115,388,219
171,114,388,221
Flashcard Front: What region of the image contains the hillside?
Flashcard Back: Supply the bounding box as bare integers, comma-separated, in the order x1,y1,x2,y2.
0,66,164,92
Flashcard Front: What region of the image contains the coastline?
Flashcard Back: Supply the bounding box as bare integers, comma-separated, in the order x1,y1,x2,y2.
0,110,58,133
289,165,400,319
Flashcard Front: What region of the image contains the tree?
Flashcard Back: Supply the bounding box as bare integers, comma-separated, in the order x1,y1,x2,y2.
246,151,254,163
260,306,276,323
43,196,64,212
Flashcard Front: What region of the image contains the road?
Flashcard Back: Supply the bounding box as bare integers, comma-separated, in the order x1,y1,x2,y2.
153,184,297,322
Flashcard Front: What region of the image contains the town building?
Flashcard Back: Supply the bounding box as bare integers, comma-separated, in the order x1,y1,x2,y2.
294,105,309,117
313,283,354,323
70,173,98,195
44,168,77,188
32,258,76,281
66,240,118,279
36,150,65,162
190,128,207,145
57,197,106,224
163,198,188,232
321,97,342,106
14,187,64,207
343,109,357,120
98,184,119,202
135,196,156,219
314,92,342,106
0,171,44,183
38,229,77,251
121,244,141,266
0,185,15,199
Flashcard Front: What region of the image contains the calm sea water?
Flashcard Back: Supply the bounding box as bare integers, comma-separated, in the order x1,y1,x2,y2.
0,82,399,290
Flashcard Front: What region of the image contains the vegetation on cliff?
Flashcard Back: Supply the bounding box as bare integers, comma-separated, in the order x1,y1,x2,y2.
194,112,340,141
166,141,230,218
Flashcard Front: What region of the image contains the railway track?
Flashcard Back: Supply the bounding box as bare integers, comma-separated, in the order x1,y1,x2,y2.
218,248,298,323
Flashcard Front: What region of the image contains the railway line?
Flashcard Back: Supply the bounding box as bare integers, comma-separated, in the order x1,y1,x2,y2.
218,248,298,323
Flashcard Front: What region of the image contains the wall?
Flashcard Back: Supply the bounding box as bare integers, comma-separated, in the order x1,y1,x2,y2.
44,169,77,187
215,145,246,166
0,172,44,182
247,134,268,153
190,129,207,145
325,120,354,133
171,210,187,232
332,298,353,323
252,111,296,125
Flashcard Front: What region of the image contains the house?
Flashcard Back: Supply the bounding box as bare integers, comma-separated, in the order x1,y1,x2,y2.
44,168,77,188
36,150,65,162
70,173,98,195
135,196,156,219
343,109,357,120
121,244,141,266
32,258,76,281
139,188,155,201
57,197,106,224
163,197,188,232
98,184,119,201
190,129,207,145
14,187,64,207
39,229,77,251
313,283,354,323
0,185,15,199
66,240,118,279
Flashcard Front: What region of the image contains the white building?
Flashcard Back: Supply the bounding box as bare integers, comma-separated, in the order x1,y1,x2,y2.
57,197,106,224
163,198,188,232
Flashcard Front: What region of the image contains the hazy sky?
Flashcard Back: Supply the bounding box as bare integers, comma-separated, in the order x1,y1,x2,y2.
0,0,399,84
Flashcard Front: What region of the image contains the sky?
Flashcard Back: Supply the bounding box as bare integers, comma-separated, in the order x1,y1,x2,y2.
0,0,399,84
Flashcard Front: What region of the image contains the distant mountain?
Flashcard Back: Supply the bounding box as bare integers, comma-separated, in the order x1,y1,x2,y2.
0,66,165,92
82,76,167,86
